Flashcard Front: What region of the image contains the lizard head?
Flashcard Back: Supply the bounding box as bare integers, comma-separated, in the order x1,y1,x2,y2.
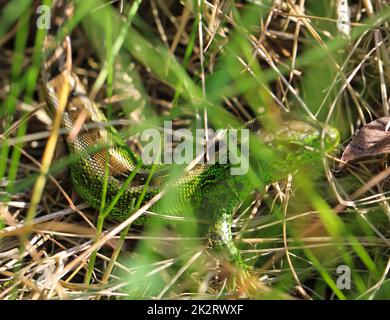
258,119,340,170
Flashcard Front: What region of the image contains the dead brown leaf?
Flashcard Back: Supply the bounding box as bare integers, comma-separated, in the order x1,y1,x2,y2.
339,117,390,169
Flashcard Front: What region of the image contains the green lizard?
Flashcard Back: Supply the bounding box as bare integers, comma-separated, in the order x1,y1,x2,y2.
41,2,340,270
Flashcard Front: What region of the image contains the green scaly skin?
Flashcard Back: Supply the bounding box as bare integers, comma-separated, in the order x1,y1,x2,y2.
42,20,340,271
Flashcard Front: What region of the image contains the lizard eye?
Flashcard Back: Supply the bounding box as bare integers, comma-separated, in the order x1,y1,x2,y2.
324,126,340,150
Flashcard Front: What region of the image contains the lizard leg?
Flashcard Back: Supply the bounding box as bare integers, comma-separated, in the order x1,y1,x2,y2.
207,205,246,269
